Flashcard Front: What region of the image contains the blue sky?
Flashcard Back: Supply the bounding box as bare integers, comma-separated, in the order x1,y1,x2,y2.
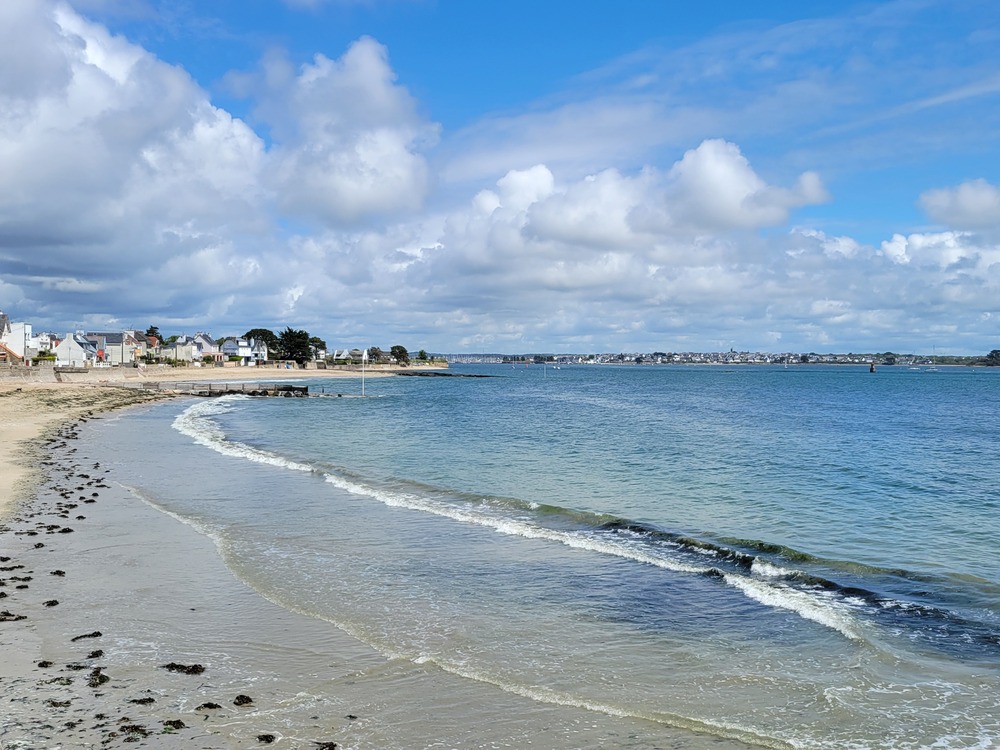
1,0,998,354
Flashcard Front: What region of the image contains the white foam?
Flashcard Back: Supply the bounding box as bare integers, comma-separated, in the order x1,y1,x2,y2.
752,559,795,578
726,574,862,640
172,398,316,474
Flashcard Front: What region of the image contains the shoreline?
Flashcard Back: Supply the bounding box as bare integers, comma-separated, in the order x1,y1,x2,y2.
0,383,173,518
0,375,747,750
0,365,427,516
0,386,385,749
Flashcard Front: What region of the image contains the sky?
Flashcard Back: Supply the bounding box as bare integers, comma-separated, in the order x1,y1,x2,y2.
1,0,999,355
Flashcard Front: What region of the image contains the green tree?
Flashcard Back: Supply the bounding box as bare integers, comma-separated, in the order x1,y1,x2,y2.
417,349,428,361
244,328,279,355
367,346,383,363
391,345,410,366
278,327,312,365
309,336,327,357
986,349,1000,366
145,325,161,341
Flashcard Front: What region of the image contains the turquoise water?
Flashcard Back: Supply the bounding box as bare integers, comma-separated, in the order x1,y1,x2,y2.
91,364,1000,748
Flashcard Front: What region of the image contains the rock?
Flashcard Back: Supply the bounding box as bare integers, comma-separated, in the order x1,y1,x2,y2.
87,667,110,687
128,697,155,705
71,630,102,641
160,662,205,675
257,734,276,744
233,694,253,706
37,660,54,668
43,599,59,607
196,702,222,710
51,570,66,577
87,649,104,659
163,719,185,730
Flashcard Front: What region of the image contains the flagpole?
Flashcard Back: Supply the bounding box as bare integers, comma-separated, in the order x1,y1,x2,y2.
362,348,367,397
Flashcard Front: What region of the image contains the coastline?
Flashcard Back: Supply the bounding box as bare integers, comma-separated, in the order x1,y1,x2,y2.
0,376,716,750
0,383,385,749
0,382,172,518
0,364,409,516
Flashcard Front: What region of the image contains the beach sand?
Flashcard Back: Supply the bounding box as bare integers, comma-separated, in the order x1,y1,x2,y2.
0,366,396,515
0,374,388,749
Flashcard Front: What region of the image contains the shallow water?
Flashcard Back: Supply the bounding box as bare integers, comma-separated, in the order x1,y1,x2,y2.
82,364,1000,748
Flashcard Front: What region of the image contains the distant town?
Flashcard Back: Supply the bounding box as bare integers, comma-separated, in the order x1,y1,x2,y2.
1,309,997,369
441,349,1000,367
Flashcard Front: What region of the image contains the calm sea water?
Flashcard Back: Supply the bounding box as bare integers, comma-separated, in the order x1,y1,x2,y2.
89,364,1000,749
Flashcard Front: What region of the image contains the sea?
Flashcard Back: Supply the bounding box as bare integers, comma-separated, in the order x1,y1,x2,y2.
81,363,1000,749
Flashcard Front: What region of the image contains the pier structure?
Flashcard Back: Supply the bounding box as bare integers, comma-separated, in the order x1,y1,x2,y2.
128,381,311,397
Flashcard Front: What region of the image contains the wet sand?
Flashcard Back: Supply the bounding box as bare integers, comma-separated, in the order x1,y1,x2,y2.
0,382,380,748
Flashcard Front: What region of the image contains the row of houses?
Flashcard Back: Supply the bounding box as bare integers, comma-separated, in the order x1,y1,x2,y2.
0,310,271,368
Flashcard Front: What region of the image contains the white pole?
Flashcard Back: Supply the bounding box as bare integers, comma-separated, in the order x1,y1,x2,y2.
362,348,368,397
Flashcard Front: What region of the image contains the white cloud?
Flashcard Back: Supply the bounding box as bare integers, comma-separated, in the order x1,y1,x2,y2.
526,168,650,248
920,179,1000,230
0,0,264,273
661,140,828,231
249,37,438,226
880,231,978,268
794,229,861,259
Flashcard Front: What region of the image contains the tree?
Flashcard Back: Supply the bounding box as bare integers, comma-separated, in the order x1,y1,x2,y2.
277,327,312,365
417,349,429,361
986,349,1000,366
244,328,279,355
367,346,384,363
145,325,161,342
309,336,327,357
390,345,410,366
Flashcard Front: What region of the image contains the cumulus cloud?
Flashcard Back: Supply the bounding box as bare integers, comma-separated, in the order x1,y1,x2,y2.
240,37,438,226
0,0,264,276
660,140,828,231
879,231,994,270
920,179,1000,230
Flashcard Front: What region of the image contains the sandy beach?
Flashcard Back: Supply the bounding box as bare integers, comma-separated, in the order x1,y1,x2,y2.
0,366,398,515
0,370,392,749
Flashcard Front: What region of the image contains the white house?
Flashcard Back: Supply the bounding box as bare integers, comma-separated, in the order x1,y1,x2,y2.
55,334,99,367
221,337,268,366
0,311,37,361
35,332,58,352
